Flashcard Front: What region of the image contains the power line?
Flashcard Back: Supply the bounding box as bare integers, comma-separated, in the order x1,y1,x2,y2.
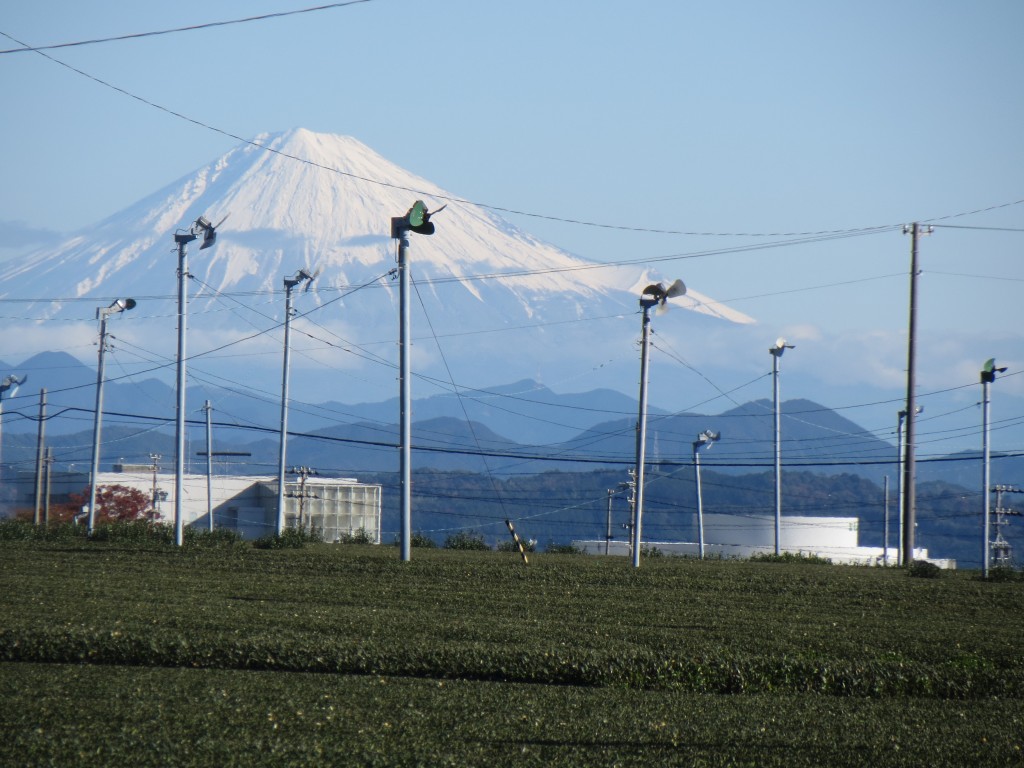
3,27,1022,239
0,2,375,54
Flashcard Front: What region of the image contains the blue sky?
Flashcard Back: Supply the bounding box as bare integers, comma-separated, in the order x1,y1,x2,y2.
1,0,1023,456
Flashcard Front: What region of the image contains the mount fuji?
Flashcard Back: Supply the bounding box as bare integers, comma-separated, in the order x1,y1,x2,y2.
0,128,753,413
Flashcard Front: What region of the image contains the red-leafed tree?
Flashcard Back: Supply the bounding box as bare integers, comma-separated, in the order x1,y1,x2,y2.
50,484,153,524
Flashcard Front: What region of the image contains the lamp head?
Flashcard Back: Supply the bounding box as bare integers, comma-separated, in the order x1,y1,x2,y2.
1,374,26,395
194,214,226,250
981,358,1008,384
694,429,720,449
770,337,795,357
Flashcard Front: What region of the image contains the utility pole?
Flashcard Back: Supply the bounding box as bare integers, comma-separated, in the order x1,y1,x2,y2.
149,454,162,520
981,358,1007,578
289,466,317,531
605,489,615,555
883,475,890,566
33,388,46,526
203,400,214,532
277,269,313,536
991,485,1022,568
902,222,932,565
43,447,54,525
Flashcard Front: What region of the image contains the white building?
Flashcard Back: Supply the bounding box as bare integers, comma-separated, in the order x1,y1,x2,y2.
575,513,955,568
15,466,382,543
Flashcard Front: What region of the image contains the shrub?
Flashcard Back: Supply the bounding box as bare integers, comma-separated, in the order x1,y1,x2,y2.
640,545,665,559
498,538,536,554
908,560,942,579
252,527,322,550
337,528,375,545
984,566,1020,583
443,531,490,551
750,551,832,565
544,542,585,555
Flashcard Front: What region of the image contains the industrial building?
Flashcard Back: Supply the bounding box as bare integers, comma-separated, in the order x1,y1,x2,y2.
575,513,955,568
12,464,382,543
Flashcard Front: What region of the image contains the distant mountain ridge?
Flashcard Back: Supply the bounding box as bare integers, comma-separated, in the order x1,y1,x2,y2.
5,350,1019,493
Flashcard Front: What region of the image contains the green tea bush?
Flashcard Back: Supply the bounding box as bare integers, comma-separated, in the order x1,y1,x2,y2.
497,539,536,554
985,566,1021,583
750,551,832,565
252,527,322,550
908,560,942,579
336,527,375,545
544,542,584,555
443,531,490,550
0,520,86,541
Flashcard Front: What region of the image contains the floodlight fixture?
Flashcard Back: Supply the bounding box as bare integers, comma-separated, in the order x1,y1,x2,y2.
770,337,795,357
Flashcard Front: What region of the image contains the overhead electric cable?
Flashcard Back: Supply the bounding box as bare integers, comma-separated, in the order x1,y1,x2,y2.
0,2,375,54
2,27,1021,238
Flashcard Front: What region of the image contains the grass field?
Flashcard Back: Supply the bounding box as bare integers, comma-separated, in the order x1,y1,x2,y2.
1,529,1023,766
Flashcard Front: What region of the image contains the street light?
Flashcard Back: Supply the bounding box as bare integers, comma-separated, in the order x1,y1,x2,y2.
391,201,443,562
173,215,221,547
87,298,136,533
693,429,720,559
632,279,686,568
277,268,315,535
770,337,794,556
981,358,1007,578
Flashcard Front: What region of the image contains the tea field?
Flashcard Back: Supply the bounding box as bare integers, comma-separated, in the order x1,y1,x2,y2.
1,531,1022,766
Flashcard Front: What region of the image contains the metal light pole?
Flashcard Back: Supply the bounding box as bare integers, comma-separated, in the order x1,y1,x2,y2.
631,280,686,568
87,299,136,533
173,216,219,547
390,201,442,562
693,429,720,560
770,337,794,555
981,358,1007,578
277,269,313,535
631,296,655,569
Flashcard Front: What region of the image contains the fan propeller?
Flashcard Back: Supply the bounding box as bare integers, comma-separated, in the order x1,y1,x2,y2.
641,278,687,314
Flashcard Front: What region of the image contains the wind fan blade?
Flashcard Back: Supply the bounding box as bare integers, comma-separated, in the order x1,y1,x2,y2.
664,278,687,298
304,266,322,292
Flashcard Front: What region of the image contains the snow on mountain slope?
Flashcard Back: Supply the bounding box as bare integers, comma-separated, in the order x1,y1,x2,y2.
0,129,754,406
0,129,751,319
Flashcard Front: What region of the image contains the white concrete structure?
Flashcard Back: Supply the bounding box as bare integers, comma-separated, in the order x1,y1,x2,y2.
575,513,955,568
